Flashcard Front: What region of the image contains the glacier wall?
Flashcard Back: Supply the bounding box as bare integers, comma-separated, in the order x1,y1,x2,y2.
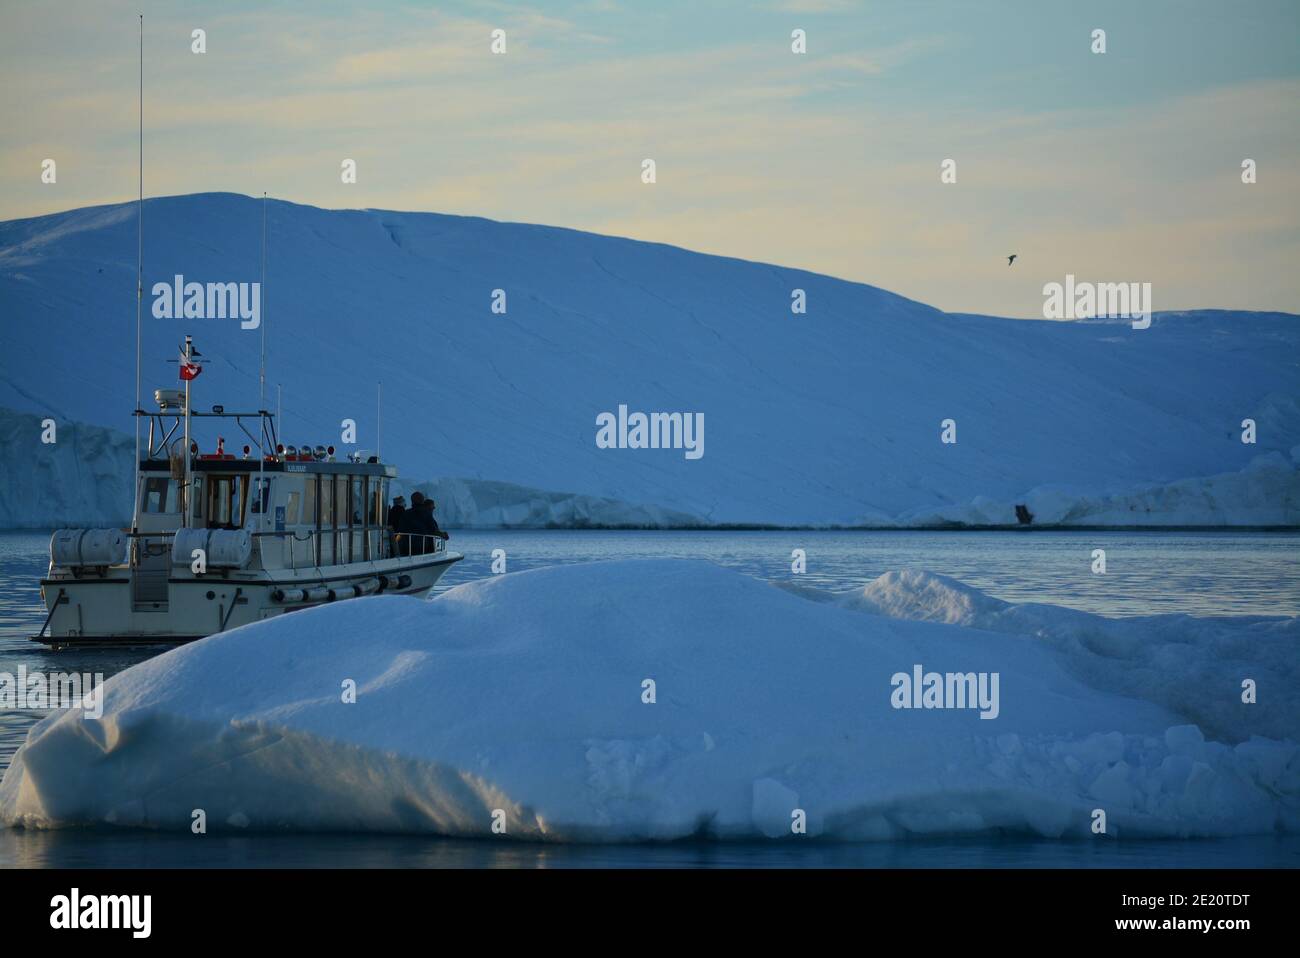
2,194,1297,527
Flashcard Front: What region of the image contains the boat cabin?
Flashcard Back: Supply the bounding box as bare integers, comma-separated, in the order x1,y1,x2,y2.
138,454,401,569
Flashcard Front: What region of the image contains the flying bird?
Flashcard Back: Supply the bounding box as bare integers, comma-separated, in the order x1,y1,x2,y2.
1007,254,1017,266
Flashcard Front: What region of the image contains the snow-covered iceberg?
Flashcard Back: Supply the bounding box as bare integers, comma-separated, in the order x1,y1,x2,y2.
0,406,704,530
788,569,1300,743
4,403,1295,529
900,449,1300,528
3,193,1298,527
3,560,1295,840
0,407,135,528
401,476,703,528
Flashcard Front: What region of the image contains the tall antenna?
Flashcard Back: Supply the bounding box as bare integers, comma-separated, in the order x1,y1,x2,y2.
182,335,193,528
258,191,267,526
132,13,143,529
377,381,382,461
260,192,267,412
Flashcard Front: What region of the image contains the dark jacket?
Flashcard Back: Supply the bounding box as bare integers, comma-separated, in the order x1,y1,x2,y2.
388,504,406,532
417,503,449,539
396,506,424,554
412,506,437,538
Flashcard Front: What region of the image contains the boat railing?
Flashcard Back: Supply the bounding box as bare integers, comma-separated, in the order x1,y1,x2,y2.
253,528,447,570
390,533,449,558
117,528,447,572
254,529,316,571
127,531,174,567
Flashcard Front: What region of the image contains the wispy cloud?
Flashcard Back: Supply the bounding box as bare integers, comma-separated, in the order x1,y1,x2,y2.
1,0,1297,316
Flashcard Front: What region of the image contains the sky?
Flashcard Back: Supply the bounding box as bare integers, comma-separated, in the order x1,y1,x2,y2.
1,0,1297,317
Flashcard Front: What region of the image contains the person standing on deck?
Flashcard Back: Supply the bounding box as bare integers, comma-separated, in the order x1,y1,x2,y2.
388,495,406,555
398,492,426,555
422,498,450,542
388,495,406,532
406,496,439,553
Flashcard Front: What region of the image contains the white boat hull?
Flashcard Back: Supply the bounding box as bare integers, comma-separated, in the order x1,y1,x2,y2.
36,551,462,648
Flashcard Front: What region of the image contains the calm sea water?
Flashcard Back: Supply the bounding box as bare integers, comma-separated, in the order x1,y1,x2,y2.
2,528,1297,868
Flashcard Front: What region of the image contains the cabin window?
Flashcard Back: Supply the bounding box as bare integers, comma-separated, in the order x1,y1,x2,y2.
319,476,332,526
249,477,272,516
142,477,171,513
303,481,316,527
285,491,301,526
351,478,364,526
371,479,385,526
205,475,248,529
335,476,348,529
207,477,229,526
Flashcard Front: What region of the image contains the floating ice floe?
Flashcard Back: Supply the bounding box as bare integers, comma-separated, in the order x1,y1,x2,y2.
901,449,1300,528
2,560,1296,840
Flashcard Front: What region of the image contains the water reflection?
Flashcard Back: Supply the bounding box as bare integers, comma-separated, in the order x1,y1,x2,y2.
2,528,1297,869
3,828,1298,869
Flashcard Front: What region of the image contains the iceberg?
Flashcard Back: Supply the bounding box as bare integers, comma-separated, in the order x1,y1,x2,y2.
900,449,1300,528
0,406,704,530
3,560,1295,840
3,404,1295,530
2,194,1298,528
815,569,1300,743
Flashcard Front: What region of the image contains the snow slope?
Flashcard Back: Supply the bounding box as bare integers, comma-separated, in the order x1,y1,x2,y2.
1,194,1297,526
782,569,1299,743
1,401,1293,530
900,448,1300,528
3,194,1299,528
400,476,701,528
0,406,697,530
0,408,134,528
2,561,1295,839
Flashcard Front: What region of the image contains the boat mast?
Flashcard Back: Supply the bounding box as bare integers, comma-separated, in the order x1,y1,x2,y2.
132,13,143,530
259,191,267,529
183,334,192,528
377,381,382,462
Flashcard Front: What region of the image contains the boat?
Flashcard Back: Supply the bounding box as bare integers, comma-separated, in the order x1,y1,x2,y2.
34,337,461,648
31,19,460,648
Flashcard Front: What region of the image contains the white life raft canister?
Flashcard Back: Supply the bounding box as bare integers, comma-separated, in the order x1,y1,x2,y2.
50,528,129,567
172,528,253,569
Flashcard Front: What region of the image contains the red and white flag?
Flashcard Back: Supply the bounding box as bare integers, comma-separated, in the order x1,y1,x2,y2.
179,350,202,381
